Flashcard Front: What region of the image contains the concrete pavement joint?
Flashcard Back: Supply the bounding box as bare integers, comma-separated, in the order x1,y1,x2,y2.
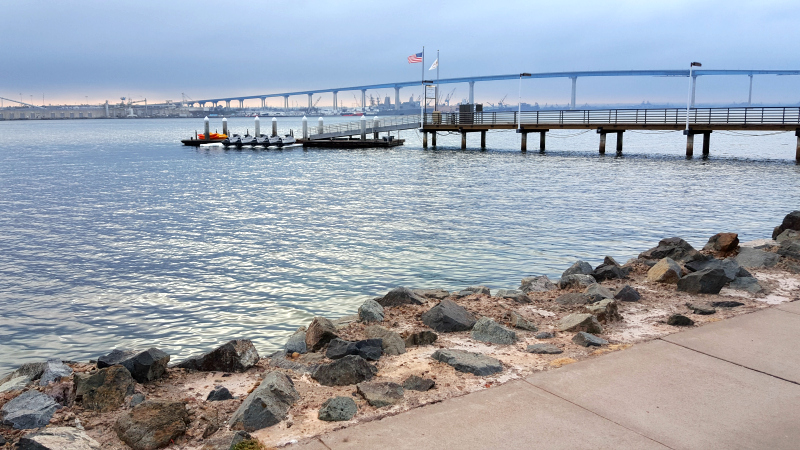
316,437,333,450
521,379,676,450
658,338,800,387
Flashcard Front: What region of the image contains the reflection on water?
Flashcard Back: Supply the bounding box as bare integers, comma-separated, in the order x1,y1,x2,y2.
0,117,797,372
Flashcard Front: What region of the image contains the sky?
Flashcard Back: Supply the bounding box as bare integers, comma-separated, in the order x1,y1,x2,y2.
3,0,800,107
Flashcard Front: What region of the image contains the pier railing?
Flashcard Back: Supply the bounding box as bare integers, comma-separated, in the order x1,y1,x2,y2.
424,107,800,127
308,115,421,140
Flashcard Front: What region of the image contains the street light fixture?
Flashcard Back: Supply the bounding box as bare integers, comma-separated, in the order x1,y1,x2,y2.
685,62,702,133
518,73,532,131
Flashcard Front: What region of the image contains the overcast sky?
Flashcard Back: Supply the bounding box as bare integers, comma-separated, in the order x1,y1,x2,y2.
3,0,800,107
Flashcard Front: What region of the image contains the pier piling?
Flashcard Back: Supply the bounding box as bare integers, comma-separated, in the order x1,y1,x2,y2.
319,117,324,135
539,131,546,152
272,117,277,137
461,131,467,150
599,132,606,154
223,117,228,136
432,132,437,147
360,116,366,140
796,129,800,162
255,116,261,137
302,116,309,140
481,131,486,149
373,117,380,139
686,133,694,158
703,131,711,158
423,132,428,148
521,131,527,152
204,116,210,141
616,131,624,155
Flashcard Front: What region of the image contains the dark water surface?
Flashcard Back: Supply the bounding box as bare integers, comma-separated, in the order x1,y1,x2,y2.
1,117,797,373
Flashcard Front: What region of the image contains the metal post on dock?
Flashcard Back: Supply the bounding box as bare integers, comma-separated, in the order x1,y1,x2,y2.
318,117,324,135
204,116,210,141
616,131,624,155
271,117,277,137
373,117,379,139
461,131,467,150
540,131,546,152
302,116,308,140
686,133,695,158
480,130,486,149
222,117,228,136
254,116,261,137
521,131,527,152
703,131,711,158
360,115,366,140
599,131,606,154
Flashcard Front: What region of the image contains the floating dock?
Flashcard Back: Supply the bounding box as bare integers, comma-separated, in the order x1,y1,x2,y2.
300,137,404,148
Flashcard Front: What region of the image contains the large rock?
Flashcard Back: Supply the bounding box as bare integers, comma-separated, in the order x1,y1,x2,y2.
97,348,169,383
358,299,385,323
772,210,800,240
778,239,800,260
18,427,101,450
402,375,435,392
318,396,357,421
730,276,764,293
471,317,517,345
685,258,744,282
311,355,377,386
555,313,603,334
591,257,629,282
304,318,338,353
356,382,404,408
364,325,405,356
74,365,136,412
325,338,383,361
584,299,620,323
39,358,73,386
555,293,592,306
404,330,438,347
686,302,716,315
284,328,307,355
0,362,46,387
639,237,707,263
519,275,557,293
677,268,728,294
176,339,259,372
199,431,251,450
585,284,614,302
776,229,800,243
558,274,597,290
206,386,234,402
614,285,641,302
412,289,450,300
667,314,695,326
229,372,299,432
647,257,682,283
703,233,739,253
377,287,425,307
0,375,31,393
572,332,608,347
420,299,477,332
431,349,503,376
1,390,60,429
734,247,780,269
562,261,593,278
268,352,322,375
526,343,563,354
504,311,538,332
114,401,189,450
465,285,491,296
494,289,530,303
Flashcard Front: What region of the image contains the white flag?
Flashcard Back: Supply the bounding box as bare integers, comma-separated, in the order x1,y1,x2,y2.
429,58,438,70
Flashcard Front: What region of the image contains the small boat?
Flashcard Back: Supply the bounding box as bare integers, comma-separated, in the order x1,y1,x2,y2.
279,134,296,146
268,135,282,146
222,134,242,147
255,135,271,146
240,134,257,146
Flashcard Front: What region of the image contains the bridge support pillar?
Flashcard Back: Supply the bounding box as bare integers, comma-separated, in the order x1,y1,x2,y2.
686,133,694,158
702,131,711,158
432,132,437,147
333,92,338,112
570,77,577,109
361,89,367,112
461,131,467,150
616,131,624,155
469,81,474,104
239,99,244,109
423,131,428,149
226,100,231,109
480,130,486,149
261,97,266,108
539,131,546,152
748,75,753,106
599,132,606,154
521,131,527,152
308,93,313,110
395,87,401,110
284,96,289,110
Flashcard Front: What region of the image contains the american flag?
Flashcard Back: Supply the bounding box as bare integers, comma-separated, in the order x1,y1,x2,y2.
407,52,423,64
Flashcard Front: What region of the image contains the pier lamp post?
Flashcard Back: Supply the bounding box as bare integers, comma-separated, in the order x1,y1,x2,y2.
518,73,532,131
684,62,702,134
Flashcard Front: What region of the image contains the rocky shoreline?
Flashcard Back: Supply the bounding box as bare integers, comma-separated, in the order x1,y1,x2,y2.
2,211,800,449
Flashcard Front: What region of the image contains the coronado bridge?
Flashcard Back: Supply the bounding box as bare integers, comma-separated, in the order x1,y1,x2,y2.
186,69,800,111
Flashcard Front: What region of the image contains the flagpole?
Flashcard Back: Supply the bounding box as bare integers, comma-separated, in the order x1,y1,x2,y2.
421,46,425,124
435,49,439,111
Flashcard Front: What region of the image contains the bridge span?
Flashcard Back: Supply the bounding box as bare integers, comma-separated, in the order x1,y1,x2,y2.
189,69,800,111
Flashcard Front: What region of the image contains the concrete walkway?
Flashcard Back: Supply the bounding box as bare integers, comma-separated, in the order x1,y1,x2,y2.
293,302,800,450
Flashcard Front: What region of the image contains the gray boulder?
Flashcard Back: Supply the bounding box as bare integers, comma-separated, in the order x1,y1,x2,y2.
412,289,451,300
614,285,641,302
685,258,742,282
114,401,189,450
365,325,405,356
176,339,259,372
39,358,73,386
778,239,800,259
268,352,322,375
639,237,707,263
18,426,101,450
505,311,538,332
0,375,31,393
562,260,593,278
402,375,435,392
74,365,136,412
229,372,299,432
358,299,385,323
304,318,338,353
377,287,425,307
98,348,169,383
735,247,780,269
776,229,800,243
207,386,234,401
494,289,530,303
555,313,603,334
129,393,145,407
431,349,503,376
466,285,491,296
284,328,307,355
471,317,517,345
558,274,597,290
526,343,563,354
325,338,383,361
357,382,404,408
711,301,745,308
729,276,763,293
311,355,377,386
667,314,695,326
591,257,629,282
421,299,477,332
404,330,438,347
772,210,800,240
572,332,608,347
0,362,46,387
318,397,357,421
555,293,593,306
452,290,475,298
519,275,557,293
686,302,716,315
584,299,621,323
585,284,614,302
677,268,728,294
1,390,60,429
